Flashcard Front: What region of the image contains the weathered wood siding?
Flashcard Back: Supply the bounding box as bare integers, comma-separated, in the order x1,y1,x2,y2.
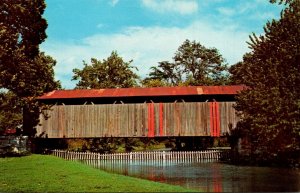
37,102,239,138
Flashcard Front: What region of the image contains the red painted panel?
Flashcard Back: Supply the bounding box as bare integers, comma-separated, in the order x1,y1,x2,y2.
214,102,216,137
147,103,151,137
215,102,220,137
210,102,221,137
214,102,218,137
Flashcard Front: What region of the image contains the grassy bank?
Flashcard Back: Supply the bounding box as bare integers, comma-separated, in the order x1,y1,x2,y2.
0,154,195,192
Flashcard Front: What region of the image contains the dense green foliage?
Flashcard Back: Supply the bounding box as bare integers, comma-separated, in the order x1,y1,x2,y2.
229,0,300,166
0,0,59,96
0,92,22,133
0,0,60,135
0,155,194,192
72,51,139,89
145,39,229,86
141,78,170,88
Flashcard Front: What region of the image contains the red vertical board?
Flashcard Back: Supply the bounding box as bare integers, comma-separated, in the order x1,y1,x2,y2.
209,102,214,136
215,102,220,137
147,103,152,137
151,103,155,137
213,102,217,137
210,102,220,137
159,103,164,136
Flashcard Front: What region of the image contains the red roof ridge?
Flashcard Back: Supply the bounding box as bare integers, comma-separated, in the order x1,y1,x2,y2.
37,85,245,100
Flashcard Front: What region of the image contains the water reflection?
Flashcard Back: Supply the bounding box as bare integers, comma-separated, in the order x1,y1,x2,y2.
81,159,300,192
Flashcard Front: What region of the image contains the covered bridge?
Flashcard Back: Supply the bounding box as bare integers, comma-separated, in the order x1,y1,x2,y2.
36,85,244,138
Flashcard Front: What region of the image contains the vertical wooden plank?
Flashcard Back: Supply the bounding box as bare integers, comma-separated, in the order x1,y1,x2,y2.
103,104,106,137
68,105,72,138
110,104,114,137
88,105,92,137
179,103,185,136
127,104,130,137
100,104,103,137
118,104,122,137
164,103,169,136
105,104,109,137
204,103,210,136
63,106,68,138
159,103,164,137
198,103,202,136
174,102,180,136
108,104,112,137
142,103,146,137
60,105,65,138
54,106,59,138
190,103,196,136
126,104,130,137
147,103,155,137
139,104,144,136
171,103,175,136
135,104,138,136
67,105,71,138
121,104,125,137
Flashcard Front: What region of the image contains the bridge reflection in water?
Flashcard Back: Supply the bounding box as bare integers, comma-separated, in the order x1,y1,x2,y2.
80,159,300,192
81,159,223,192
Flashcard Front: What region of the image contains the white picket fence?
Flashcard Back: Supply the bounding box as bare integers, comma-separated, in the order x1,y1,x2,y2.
51,149,228,162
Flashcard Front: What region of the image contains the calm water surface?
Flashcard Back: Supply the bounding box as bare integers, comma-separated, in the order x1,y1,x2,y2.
81,160,300,192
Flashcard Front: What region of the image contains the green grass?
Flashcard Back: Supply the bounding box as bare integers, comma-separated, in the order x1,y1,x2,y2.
0,154,196,192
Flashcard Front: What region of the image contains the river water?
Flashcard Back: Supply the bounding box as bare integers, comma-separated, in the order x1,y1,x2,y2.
81,160,300,192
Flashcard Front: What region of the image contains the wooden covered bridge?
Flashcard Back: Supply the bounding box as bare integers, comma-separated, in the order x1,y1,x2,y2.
36,85,244,138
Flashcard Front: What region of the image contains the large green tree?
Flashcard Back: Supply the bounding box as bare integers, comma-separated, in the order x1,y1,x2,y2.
0,0,60,136
72,51,139,89
230,0,300,166
0,92,22,133
146,40,229,86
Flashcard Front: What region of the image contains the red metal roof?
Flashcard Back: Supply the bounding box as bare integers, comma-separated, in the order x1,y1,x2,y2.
37,85,245,100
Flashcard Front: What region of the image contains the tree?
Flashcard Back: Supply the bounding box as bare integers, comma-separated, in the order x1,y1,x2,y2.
146,40,229,86
0,0,60,136
72,51,139,89
0,0,47,60
0,0,48,93
141,78,170,88
230,0,300,166
146,61,182,86
0,92,22,134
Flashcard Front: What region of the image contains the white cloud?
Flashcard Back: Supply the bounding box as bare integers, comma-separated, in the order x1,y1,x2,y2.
217,7,235,16
41,21,249,89
96,23,104,29
110,0,119,7
142,0,198,15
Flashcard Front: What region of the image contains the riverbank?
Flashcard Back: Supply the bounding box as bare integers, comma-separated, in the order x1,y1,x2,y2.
0,154,195,192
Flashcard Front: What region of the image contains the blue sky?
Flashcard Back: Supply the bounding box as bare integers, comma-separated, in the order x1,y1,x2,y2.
40,0,284,89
